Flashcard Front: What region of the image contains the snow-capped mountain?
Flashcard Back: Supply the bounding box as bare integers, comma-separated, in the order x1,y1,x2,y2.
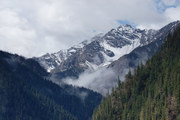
35,33,103,72
108,20,180,81
35,21,180,95
35,24,156,74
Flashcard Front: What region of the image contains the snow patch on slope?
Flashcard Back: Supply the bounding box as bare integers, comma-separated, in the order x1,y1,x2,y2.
100,39,140,67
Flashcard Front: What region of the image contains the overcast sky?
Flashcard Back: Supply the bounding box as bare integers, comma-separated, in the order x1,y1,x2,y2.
0,0,180,57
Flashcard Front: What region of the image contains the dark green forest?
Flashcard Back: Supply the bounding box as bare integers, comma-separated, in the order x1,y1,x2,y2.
0,51,102,120
92,27,180,120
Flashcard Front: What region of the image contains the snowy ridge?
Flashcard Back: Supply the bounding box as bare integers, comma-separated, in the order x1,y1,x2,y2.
35,33,104,72
34,21,180,95
35,24,157,72
100,38,140,67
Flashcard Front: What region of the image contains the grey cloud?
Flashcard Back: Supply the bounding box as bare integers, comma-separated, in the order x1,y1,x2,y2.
0,0,179,57
63,68,117,96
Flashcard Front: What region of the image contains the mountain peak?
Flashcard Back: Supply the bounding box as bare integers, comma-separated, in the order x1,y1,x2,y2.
34,21,180,95
118,24,133,28
117,24,134,33
35,23,157,73
35,21,180,75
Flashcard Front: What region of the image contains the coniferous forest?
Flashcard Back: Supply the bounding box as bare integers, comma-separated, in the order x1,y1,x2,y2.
0,51,102,120
92,27,180,120
1,0,180,120
0,26,180,120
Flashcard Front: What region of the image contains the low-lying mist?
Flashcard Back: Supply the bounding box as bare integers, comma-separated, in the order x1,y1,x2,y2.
62,67,117,96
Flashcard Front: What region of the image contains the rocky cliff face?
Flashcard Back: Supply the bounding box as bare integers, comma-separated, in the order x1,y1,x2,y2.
108,21,180,81
35,21,180,95
36,24,157,75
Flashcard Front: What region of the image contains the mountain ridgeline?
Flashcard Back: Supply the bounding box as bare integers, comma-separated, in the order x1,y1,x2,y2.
92,27,180,119
0,51,102,120
36,24,157,75
108,21,180,80
35,21,180,95
1,21,180,120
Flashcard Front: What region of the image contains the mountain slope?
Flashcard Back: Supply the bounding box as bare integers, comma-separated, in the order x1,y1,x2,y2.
92,26,180,120
35,21,180,95
109,20,180,80
0,51,76,120
36,24,156,76
0,51,102,120
35,34,103,72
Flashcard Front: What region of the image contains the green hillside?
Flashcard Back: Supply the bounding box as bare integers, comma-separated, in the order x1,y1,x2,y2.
92,27,180,120
0,51,102,120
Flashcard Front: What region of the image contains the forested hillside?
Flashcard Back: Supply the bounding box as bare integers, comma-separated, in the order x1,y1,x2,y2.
0,51,102,120
92,27,180,120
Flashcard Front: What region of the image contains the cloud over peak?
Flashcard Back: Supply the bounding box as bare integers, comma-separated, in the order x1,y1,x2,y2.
0,0,179,57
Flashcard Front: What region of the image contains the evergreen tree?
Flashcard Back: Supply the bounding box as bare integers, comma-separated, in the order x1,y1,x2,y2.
92,27,180,120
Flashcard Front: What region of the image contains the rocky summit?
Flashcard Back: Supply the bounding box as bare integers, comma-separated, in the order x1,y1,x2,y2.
35,21,180,94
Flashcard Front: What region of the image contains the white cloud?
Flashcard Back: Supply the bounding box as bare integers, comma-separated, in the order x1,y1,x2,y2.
161,0,176,6
63,68,116,96
0,0,179,57
0,9,38,56
164,5,180,21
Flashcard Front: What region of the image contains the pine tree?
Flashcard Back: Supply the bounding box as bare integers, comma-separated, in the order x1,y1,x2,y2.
93,27,180,120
